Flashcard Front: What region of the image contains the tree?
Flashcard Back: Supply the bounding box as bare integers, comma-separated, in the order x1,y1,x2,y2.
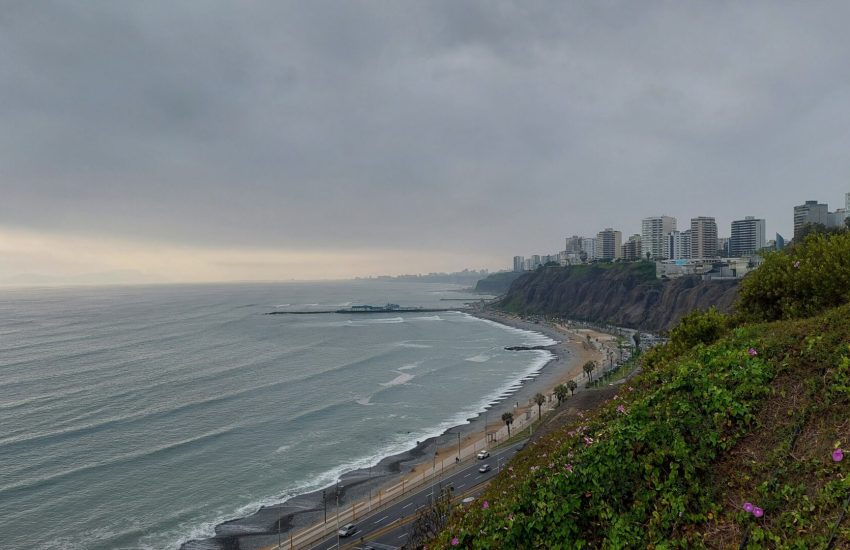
632,332,641,354
501,412,514,438
407,485,453,548
554,384,569,405
533,392,545,419
582,360,596,381
567,380,578,396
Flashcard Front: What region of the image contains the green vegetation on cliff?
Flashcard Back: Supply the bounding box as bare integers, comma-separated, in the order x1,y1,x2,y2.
474,271,525,294
434,233,850,548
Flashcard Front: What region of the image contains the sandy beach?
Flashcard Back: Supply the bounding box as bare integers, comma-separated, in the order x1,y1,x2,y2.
183,310,615,550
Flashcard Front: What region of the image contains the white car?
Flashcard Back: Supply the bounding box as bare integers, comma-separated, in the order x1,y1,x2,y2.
478,463,491,473
338,523,357,537
476,450,489,459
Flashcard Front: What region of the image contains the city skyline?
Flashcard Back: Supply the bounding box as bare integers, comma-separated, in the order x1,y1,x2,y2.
4,3,850,284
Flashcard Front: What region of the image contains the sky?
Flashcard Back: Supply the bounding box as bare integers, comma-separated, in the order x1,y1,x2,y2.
2,1,850,284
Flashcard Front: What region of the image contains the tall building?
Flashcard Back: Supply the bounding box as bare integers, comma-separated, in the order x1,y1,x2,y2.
846,192,849,211
775,233,786,251
665,230,689,260
564,236,583,255
690,217,718,259
793,200,829,240
730,216,766,257
596,228,622,261
580,237,597,261
641,216,676,259
828,209,848,229
681,230,692,259
531,255,542,269
513,256,524,272
621,234,642,261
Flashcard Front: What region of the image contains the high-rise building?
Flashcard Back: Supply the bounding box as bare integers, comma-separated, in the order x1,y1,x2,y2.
564,236,583,255
596,228,622,261
681,230,692,259
665,230,689,260
730,216,766,257
621,234,642,261
793,200,829,240
775,233,786,250
641,216,676,259
513,256,524,272
828,209,848,229
846,192,849,211
580,237,597,261
690,217,718,259
717,237,730,257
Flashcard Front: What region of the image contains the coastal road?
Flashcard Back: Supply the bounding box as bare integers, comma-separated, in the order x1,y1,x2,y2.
304,440,527,550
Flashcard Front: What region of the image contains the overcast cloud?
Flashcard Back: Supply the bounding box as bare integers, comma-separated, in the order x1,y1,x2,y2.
2,1,850,282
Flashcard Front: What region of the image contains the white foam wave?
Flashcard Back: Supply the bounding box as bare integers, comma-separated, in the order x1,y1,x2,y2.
346,317,404,326
460,313,557,346
275,444,292,454
397,341,432,349
380,372,415,387
409,315,443,321
356,396,373,406
465,354,491,363
397,364,418,371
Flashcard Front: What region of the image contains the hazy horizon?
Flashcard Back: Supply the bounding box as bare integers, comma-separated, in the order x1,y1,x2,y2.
3,2,850,284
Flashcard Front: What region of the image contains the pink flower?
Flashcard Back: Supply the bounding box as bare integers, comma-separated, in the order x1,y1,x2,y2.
508,514,514,521
616,404,627,414
748,347,758,357
583,436,594,446
833,448,844,462
753,507,764,518
565,463,573,473
483,500,489,509
451,537,459,546
743,502,754,513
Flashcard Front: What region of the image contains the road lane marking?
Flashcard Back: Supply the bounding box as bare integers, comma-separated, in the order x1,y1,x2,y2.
398,533,408,539
456,483,465,489
402,502,413,509
374,515,389,525
464,473,472,478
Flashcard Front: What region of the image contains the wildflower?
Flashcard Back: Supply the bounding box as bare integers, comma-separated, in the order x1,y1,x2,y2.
833,448,844,462
616,404,627,414
565,463,573,473
613,394,619,400
753,507,764,518
508,514,514,521
743,502,754,513
483,500,489,509
748,347,758,357
583,436,594,446
451,537,459,546
627,386,634,392
793,260,801,269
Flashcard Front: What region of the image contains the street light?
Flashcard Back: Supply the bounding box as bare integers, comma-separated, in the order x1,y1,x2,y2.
456,432,461,460
335,482,342,549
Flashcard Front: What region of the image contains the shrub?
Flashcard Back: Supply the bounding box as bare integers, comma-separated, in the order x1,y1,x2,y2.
737,232,850,322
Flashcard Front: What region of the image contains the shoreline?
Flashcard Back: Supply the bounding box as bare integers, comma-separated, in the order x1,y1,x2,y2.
180,309,609,550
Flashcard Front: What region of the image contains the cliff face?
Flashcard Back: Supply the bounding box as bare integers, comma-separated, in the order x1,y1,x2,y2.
498,262,739,331
474,271,524,294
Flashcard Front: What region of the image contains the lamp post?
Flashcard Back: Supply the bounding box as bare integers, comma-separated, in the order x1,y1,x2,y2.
335,482,342,549
456,432,461,460
322,490,327,524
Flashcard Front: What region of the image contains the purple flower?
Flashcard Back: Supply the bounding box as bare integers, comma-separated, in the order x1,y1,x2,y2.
565,463,573,473
482,500,489,509
748,347,758,357
451,537,459,546
508,513,514,521
583,436,594,446
616,404,627,414
753,507,764,518
833,448,844,462
743,502,754,513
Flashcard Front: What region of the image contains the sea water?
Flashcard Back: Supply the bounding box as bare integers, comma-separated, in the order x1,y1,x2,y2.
0,281,553,549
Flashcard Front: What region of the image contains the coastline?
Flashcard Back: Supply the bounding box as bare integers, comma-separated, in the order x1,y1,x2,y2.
180,308,608,550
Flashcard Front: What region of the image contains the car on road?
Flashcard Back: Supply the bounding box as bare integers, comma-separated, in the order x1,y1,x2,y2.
339,523,357,537
478,463,491,473
476,450,489,459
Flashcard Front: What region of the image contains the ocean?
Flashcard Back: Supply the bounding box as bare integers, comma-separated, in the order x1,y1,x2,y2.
0,281,553,549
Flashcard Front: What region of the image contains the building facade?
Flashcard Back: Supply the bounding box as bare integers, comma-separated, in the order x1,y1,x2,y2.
621,234,643,261
730,216,766,257
793,200,829,240
580,237,597,261
596,228,622,261
665,230,689,260
641,216,676,259
690,217,718,259
513,256,524,272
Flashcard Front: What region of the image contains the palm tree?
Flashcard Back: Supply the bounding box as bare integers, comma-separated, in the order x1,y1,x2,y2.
583,360,596,381
554,384,569,405
533,392,545,419
567,380,578,396
501,412,514,438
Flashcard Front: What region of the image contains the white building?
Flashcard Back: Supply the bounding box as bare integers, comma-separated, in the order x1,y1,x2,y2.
513,256,524,272
641,216,676,259
665,230,688,260
793,200,829,240
730,216,766,257
580,237,597,261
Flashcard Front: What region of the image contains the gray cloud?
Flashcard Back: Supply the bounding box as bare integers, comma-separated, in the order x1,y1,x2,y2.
2,1,850,267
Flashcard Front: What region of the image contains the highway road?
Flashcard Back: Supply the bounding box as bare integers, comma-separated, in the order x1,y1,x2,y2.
307,440,527,550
